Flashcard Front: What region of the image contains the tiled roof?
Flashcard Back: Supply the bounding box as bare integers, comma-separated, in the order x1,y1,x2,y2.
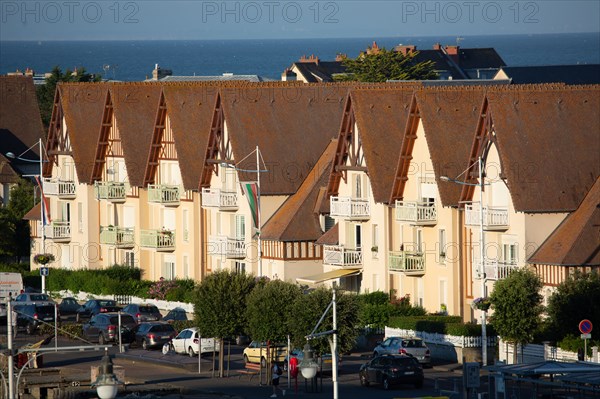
163,85,218,191
58,83,109,184
498,65,600,85
415,87,487,207
261,139,337,241
315,222,338,245
487,85,600,212
528,177,600,266
22,202,41,221
158,75,275,82
221,85,348,195
458,48,506,70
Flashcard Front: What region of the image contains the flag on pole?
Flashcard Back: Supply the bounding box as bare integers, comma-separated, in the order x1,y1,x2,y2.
240,181,259,232
34,175,51,225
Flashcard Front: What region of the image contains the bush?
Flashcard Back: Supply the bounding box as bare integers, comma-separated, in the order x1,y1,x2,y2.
172,320,196,332
0,263,30,273
387,316,491,337
39,322,84,339
558,334,599,356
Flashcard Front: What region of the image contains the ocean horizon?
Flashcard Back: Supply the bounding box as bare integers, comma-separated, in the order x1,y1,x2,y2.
1,32,599,81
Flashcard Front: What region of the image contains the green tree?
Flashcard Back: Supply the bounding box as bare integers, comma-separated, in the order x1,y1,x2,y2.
36,66,101,128
547,270,600,341
288,287,359,356
192,270,257,377
490,269,543,362
357,291,395,329
246,280,302,343
0,179,35,261
336,47,439,82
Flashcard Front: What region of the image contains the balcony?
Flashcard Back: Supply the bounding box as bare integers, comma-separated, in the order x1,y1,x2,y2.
330,197,370,221
323,245,362,268
465,204,509,231
201,188,238,211
148,184,180,206
395,201,437,226
140,229,175,252
208,236,246,259
94,181,127,202
43,178,76,199
473,259,519,280
44,221,71,242
388,251,425,275
100,226,135,248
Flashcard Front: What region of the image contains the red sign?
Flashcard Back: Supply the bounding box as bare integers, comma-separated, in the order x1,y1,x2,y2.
579,319,593,334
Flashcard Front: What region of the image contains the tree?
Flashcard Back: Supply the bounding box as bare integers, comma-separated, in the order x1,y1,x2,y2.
490,268,543,362
288,287,360,356
246,280,302,343
336,47,439,82
0,179,35,262
547,270,600,341
36,66,101,128
192,270,257,377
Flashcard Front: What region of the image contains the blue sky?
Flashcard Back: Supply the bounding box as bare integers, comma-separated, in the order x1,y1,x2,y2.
1,1,599,40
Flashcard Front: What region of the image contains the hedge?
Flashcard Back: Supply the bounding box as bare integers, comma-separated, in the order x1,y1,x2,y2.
388,316,496,337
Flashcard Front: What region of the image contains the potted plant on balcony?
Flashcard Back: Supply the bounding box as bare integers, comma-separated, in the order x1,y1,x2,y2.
33,253,55,265
371,246,378,253
471,297,491,312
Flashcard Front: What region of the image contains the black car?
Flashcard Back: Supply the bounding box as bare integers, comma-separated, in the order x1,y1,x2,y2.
76,299,121,322
359,354,424,390
133,322,177,350
122,303,162,323
58,297,80,321
14,303,57,335
162,307,188,323
82,313,137,344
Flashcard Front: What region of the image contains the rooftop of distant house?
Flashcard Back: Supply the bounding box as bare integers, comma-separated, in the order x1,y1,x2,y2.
494,64,600,85
145,64,275,82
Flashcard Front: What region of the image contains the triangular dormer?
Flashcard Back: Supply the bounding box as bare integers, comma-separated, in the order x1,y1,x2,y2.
390,95,420,203
200,93,233,188
44,88,70,177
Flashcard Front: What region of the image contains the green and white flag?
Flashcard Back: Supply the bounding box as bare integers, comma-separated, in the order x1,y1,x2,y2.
240,181,260,233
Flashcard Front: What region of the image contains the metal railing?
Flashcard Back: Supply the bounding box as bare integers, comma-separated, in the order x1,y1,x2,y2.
323,245,362,267
147,184,180,205
465,204,509,230
330,196,370,220
388,251,425,275
100,226,135,248
395,200,437,225
474,258,519,280
208,236,246,259
140,229,175,251
44,221,71,241
43,178,76,198
94,181,127,201
201,188,238,210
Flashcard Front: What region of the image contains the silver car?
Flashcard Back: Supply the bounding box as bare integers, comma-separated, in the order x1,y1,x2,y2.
372,337,431,366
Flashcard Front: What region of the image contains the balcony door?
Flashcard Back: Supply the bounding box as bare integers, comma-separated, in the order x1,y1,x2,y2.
123,206,135,229
355,224,362,250
162,208,176,231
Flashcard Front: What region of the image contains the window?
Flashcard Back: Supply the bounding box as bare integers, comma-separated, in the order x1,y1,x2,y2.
124,251,135,267
372,224,379,248
235,262,245,274
355,224,362,249
439,229,446,260
162,255,175,280
416,229,423,253
354,174,362,198
503,243,517,265
183,255,189,278
235,215,245,239
77,202,83,232
183,210,189,242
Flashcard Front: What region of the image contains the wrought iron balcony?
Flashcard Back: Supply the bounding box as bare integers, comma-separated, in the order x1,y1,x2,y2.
388,251,425,275
323,245,362,268
100,226,135,248
147,184,180,206
94,181,127,202
395,200,437,226
473,258,519,281
208,236,246,259
43,178,76,199
140,229,175,251
44,221,71,242
464,204,509,231
201,188,239,211
330,196,370,221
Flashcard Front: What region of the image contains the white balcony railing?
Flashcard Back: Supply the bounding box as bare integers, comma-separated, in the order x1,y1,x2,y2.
140,229,175,251
395,200,437,225
100,226,135,248
94,181,127,202
147,184,180,206
388,251,425,275
465,204,509,230
330,197,370,220
323,245,362,268
208,236,246,259
43,178,76,198
201,188,238,211
44,221,71,242
473,258,519,281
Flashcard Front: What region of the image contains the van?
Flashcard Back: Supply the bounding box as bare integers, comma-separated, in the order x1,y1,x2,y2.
0,272,24,318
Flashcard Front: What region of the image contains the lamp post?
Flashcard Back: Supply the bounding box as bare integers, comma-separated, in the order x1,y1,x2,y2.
441,155,488,365
93,349,121,399
6,138,47,293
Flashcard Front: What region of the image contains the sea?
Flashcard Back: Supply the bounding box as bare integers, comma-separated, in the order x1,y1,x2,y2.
1,32,599,81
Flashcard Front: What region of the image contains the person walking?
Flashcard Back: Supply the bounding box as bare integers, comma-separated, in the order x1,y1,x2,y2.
271,362,285,397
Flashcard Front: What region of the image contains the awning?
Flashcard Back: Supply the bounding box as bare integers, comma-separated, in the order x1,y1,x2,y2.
296,269,361,285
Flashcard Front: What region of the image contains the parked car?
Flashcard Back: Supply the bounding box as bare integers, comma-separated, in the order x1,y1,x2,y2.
162,307,188,323
82,313,137,344
170,327,220,357
359,354,424,390
14,302,57,335
372,337,431,366
283,349,341,374
133,322,177,350
122,303,162,323
13,292,55,304
58,297,80,321
76,299,121,322
243,341,287,366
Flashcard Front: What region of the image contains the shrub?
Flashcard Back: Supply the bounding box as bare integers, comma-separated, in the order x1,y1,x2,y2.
172,320,196,332
39,322,84,340
387,316,491,337
558,334,599,356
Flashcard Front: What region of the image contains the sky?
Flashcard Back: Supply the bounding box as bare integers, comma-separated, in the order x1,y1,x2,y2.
1,0,599,41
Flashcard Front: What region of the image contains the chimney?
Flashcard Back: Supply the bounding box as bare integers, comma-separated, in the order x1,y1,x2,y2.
367,41,380,55
335,53,347,62
25,68,34,77
433,43,441,51
152,64,172,81
281,68,297,81
308,54,320,65
445,45,460,64
395,45,416,56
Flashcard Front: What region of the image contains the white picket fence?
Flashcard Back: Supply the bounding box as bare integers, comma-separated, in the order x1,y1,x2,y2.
498,339,599,364
385,327,497,348
57,290,194,313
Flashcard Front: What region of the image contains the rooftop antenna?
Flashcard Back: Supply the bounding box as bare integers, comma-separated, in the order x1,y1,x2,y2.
456,37,464,46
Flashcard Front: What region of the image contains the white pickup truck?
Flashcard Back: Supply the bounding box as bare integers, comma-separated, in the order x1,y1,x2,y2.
0,272,24,318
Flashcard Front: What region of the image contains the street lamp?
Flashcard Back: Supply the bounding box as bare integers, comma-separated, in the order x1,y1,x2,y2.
92,349,121,399
6,138,48,293
298,343,318,379
220,146,268,276
441,155,488,366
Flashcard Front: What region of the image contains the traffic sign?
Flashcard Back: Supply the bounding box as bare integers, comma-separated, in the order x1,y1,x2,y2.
40,267,49,277
579,319,593,334
581,333,592,339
